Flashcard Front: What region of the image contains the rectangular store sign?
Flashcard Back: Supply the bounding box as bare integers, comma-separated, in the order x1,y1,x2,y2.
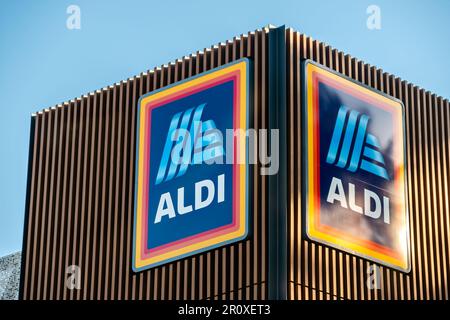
133,59,251,271
303,60,410,272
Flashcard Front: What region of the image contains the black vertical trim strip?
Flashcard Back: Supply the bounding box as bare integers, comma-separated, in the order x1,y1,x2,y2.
19,115,36,300
268,25,288,300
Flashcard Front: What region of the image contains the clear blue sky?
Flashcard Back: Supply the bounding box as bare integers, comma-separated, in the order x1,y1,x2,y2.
0,0,449,256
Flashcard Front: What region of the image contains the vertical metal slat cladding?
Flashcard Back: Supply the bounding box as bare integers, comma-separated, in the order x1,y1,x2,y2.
21,28,271,300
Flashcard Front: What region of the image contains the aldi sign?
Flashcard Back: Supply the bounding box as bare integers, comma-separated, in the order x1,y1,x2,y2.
133,59,251,271
303,60,410,272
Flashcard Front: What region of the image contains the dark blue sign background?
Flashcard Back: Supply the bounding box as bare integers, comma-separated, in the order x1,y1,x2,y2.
147,81,234,249
318,81,400,249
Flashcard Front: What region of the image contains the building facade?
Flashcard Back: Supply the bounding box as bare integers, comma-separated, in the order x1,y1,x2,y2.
0,252,21,300
20,26,450,300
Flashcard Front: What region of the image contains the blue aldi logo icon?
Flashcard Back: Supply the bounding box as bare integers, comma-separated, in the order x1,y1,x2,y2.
326,106,389,180
303,60,410,272
133,59,251,271
154,103,224,186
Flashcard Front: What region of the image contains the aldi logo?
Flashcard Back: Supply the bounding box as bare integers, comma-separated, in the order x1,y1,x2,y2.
303,60,410,272
154,103,224,186
133,59,251,271
326,106,389,180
